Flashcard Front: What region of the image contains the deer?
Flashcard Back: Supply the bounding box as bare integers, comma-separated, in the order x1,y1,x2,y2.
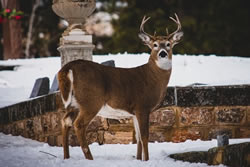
57,14,183,161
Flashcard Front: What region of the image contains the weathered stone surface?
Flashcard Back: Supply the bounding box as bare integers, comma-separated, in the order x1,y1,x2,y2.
180,107,213,126
101,60,115,67
104,131,133,144
217,134,229,147
176,85,250,107
49,75,59,93
149,131,166,142
172,129,201,143
159,87,176,107
30,77,50,98
216,107,245,124
246,108,250,125
236,128,250,138
0,93,57,125
208,142,250,167
214,85,250,106
176,86,217,107
208,128,233,139
170,142,250,167
170,151,208,163
33,117,43,134
0,65,19,71
150,108,175,126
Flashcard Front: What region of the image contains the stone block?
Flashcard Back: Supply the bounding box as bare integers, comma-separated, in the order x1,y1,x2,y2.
30,77,50,98
170,151,208,164
208,128,233,140
176,86,216,107
150,108,175,126
149,131,166,142
180,107,213,126
171,129,201,143
47,136,57,146
208,142,250,167
217,134,229,147
159,87,176,107
49,74,59,93
176,85,250,107
33,117,43,134
50,113,61,131
214,85,250,106
237,128,250,138
215,107,245,124
0,107,9,124
42,114,51,133
104,131,133,144
101,60,115,67
246,108,250,125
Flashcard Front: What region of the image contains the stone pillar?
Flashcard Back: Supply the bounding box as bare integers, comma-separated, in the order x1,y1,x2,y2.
52,0,96,67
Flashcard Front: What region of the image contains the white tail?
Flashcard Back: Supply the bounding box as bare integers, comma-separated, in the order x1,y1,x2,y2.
57,14,183,161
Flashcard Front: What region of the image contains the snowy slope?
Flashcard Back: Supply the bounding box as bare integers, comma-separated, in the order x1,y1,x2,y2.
2,133,250,167
0,53,250,108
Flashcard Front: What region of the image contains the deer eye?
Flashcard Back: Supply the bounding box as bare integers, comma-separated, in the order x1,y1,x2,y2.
153,42,159,48
166,42,171,50
166,42,170,47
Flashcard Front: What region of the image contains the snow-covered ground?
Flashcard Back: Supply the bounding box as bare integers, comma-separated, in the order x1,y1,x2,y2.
1,54,250,166
1,133,250,167
0,53,250,108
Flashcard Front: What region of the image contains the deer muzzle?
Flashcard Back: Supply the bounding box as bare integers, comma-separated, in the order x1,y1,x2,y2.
159,49,168,58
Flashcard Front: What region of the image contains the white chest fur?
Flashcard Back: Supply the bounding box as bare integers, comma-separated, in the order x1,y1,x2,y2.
155,57,172,70
97,104,133,119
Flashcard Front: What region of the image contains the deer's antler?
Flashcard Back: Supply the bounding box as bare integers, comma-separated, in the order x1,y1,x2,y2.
140,16,155,39
167,13,182,38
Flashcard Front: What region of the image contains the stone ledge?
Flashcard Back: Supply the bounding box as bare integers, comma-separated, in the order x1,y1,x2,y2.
175,85,250,107
1,85,250,125
169,142,250,167
0,93,57,124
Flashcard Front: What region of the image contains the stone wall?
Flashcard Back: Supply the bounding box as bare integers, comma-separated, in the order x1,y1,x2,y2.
0,85,250,146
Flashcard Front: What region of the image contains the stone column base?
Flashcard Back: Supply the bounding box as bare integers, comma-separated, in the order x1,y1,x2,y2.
58,44,95,67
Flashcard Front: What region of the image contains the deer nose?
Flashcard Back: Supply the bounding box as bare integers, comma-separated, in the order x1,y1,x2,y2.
159,50,168,58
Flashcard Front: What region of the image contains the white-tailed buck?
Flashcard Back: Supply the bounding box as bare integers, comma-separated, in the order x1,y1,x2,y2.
58,14,183,161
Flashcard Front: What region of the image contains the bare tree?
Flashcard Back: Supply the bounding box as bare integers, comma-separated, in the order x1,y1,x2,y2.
25,0,40,58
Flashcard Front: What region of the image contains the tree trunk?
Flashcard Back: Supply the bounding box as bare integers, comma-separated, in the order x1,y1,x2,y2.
2,0,23,60
25,0,40,58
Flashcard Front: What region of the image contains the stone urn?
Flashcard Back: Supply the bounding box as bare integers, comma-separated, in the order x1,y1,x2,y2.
52,0,96,25
52,0,96,66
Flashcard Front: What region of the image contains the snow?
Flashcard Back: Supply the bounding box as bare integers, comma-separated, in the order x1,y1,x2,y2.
0,53,250,108
0,54,250,166
1,133,250,167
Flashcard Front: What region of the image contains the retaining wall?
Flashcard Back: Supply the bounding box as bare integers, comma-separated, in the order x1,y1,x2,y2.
0,85,250,146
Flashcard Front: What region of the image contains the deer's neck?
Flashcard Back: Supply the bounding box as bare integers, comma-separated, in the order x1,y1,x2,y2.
146,58,172,89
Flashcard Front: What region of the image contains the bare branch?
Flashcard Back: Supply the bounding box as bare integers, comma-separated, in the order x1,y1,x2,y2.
39,151,57,158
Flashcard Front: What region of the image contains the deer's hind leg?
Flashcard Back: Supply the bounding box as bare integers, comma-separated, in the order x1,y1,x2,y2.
73,107,97,160
62,111,78,159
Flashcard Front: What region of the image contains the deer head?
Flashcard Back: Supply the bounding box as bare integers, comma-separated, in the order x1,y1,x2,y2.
139,14,183,70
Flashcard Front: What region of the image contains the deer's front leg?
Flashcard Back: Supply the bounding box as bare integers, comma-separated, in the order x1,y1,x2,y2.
133,113,150,161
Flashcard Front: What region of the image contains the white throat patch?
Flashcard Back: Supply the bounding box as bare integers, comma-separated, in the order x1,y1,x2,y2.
155,50,172,70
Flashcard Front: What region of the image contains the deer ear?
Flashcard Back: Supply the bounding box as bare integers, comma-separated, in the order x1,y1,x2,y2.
172,32,183,46
138,33,152,48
